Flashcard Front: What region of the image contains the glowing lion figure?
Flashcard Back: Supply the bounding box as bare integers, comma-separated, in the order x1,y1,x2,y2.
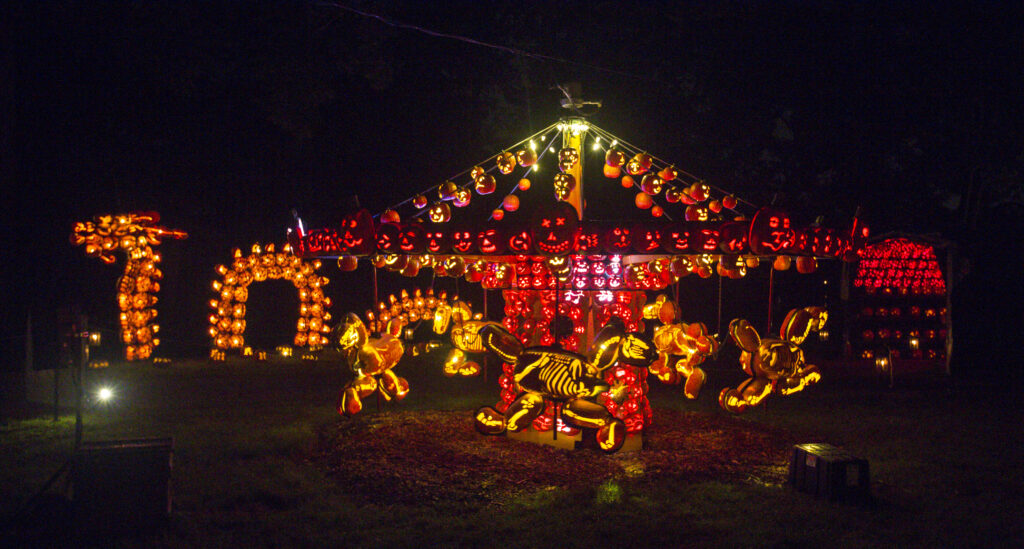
431,300,499,377
719,306,827,413
473,318,657,453
642,294,719,399
335,313,409,416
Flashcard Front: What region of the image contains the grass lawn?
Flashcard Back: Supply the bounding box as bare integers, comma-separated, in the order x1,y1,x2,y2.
1,355,1021,548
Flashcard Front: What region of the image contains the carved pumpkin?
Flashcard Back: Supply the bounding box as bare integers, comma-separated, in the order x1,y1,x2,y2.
470,166,485,180
477,227,505,254
516,148,537,167
664,187,682,203
376,223,401,253
496,151,516,174
795,256,818,274
532,202,579,256
439,181,458,201
339,209,375,255
632,225,663,253
640,174,664,195
722,195,738,209
337,256,359,271
658,165,678,181
604,225,633,254
423,227,452,253
558,147,580,172
773,255,792,271
453,188,472,207
718,220,750,254
507,229,533,253
605,149,626,168
475,173,496,195
660,223,692,253
575,224,603,253
553,173,576,201
428,202,451,223
397,223,425,254
451,228,476,254
691,223,720,252
413,195,428,209
381,210,401,224
749,207,796,255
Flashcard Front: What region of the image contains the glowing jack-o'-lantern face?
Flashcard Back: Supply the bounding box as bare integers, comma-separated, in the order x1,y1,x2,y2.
451,229,475,254
376,223,401,253
660,224,691,253
558,148,580,172
477,227,505,254
339,209,375,255
576,225,603,253
507,229,533,253
532,203,579,256
718,220,749,254
496,151,516,174
553,173,576,201
749,207,796,255
453,188,472,207
398,223,425,253
632,225,663,253
691,223,720,252
424,227,452,253
604,226,632,253
428,202,451,223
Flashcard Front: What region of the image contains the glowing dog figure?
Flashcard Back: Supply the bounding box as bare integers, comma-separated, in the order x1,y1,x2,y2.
336,313,409,416
642,294,719,399
473,318,657,453
719,306,827,413
431,300,499,377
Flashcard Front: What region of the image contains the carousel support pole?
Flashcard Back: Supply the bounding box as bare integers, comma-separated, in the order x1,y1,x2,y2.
483,288,488,382
717,274,723,336
767,267,776,334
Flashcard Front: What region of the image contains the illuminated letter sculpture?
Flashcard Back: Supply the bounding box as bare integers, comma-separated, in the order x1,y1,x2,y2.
71,212,187,360
208,243,331,354
719,307,827,413
473,318,657,453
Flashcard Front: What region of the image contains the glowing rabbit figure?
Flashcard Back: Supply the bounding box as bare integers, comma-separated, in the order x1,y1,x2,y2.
719,307,827,413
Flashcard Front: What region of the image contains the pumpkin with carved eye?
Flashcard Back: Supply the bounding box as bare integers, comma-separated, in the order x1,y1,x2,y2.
691,223,721,252
477,227,506,254
632,225,663,253
453,188,472,207
337,256,359,271
338,209,376,255
718,220,750,254
507,229,533,253
376,223,401,253
553,173,576,201
572,225,601,253
470,166,485,180
664,187,682,203
658,165,678,181
428,202,452,223
640,174,664,195
517,148,537,167
604,225,633,254
439,181,458,201
413,195,428,209
626,153,653,176
606,149,626,168
475,174,496,195
685,206,708,222
558,148,580,172
660,224,692,253
496,152,516,174
451,228,476,254
423,227,452,253
442,256,466,277
689,183,710,202
532,202,579,256
397,223,426,254
749,207,796,255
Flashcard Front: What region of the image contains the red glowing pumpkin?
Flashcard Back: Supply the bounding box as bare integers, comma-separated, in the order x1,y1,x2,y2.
532,203,579,256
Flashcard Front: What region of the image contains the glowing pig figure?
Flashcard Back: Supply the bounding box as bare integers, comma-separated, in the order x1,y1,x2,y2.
719,307,827,413
336,313,409,416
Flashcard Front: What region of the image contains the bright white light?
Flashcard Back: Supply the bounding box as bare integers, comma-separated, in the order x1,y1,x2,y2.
549,146,556,153
97,387,114,402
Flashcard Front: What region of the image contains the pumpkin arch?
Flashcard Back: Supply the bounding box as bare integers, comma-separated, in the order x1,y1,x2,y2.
208,243,331,354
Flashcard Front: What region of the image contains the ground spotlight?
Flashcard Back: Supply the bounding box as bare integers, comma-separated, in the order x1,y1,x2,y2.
97,387,115,402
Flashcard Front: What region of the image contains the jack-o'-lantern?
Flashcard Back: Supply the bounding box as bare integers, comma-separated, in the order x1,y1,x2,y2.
398,223,426,254
496,151,516,174
576,225,603,253
477,227,505,254
546,256,572,281
658,165,678,181
685,205,708,221
381,210,401,224
689,182,710,202
532,203,579,256
338,209,375,255
507,229,533,253
439,181,458,201
692,223,720,252
795,256,817,274
442,256,466,277
718,220,749,254
626,153,653,176
376,222,401,253
553,173,576,201
664,187,682,203
423,227,451,253
660,224,692,253
717,256,747,279
640,174,664,195
475,173,496,195
604,225,633,254
606,149,626,168
470,166,485,180
749,207,796,254
453,188,472,207
669,256,694,276
632,225,663,253
722,195,738,209
517,148,537,167
428,202,451,223
708,200,722,213
413,195,428,209
558,147,580,172
451,228,476,254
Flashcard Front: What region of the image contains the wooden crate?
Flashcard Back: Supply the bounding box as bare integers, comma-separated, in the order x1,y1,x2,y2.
789,443,870,502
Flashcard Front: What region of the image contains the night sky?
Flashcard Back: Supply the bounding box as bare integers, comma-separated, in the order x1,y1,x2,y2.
3,1,1022,369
